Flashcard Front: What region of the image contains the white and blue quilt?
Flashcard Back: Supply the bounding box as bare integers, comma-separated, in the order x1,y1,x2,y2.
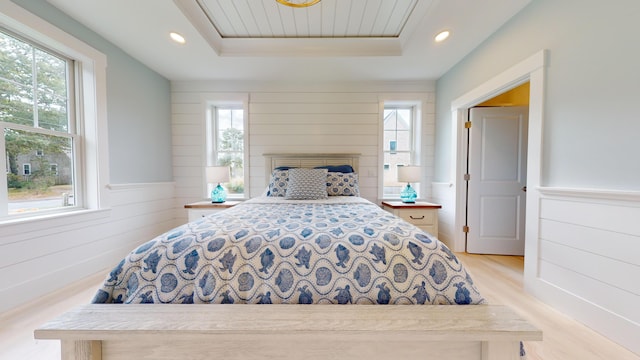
92,197,485,305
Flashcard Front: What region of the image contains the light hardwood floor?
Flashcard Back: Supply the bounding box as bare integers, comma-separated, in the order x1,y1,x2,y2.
1,254,637,360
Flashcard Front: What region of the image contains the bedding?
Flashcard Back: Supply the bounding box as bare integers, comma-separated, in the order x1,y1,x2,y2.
92,196,485,306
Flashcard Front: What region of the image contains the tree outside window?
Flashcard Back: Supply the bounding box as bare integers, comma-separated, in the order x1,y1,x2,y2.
1,29,75,215
214,107,244,195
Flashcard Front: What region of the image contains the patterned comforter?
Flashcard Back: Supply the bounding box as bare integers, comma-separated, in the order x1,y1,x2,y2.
92,197,485,305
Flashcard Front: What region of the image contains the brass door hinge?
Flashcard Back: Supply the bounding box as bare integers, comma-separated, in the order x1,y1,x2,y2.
463,225,470,233
465,121,472,129
464,173,471,181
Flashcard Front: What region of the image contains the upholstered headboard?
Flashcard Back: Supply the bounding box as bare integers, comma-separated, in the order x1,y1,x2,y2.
263,153,361,187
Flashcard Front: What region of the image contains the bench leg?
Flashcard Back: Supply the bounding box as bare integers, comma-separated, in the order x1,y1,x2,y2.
482,341,521,360
61,340,102,360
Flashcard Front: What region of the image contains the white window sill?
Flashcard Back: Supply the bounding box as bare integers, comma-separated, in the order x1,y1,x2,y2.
0,208,112,235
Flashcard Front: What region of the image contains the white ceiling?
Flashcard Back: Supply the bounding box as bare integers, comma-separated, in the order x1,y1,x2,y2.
45,0,532,83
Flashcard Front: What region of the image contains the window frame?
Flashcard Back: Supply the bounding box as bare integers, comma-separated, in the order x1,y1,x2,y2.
0,26,79,217
204,94,249,200
0,2,109,224
379,97,424,201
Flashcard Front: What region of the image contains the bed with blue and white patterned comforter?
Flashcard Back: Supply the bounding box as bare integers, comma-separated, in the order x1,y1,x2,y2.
92,196,485,305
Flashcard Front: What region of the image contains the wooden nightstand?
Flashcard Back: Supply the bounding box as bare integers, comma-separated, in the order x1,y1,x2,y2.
381,201,442,236
184,200,243,222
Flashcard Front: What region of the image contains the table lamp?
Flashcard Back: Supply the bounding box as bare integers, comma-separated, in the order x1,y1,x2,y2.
206,166,230,203
397,165,420,203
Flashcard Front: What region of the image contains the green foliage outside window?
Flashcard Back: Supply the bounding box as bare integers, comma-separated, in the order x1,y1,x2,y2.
1,29,74,211
216,109,244,195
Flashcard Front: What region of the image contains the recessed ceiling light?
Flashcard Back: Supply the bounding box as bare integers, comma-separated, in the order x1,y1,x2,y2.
170,32,186,44
435,30,450,43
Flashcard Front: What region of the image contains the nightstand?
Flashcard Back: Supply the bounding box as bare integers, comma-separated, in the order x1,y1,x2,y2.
184,200,243,222
381,201,442,236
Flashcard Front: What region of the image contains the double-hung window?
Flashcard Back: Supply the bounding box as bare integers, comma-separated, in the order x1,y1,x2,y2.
382,105,420,198
1,28,78,217
208,106,245,199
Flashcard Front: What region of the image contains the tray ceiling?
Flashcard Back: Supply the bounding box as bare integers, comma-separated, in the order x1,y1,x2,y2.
197,0,417,38
176,0,431,56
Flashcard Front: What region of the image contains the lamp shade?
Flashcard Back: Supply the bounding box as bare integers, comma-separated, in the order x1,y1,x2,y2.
397,166,421,183
206,166,230,184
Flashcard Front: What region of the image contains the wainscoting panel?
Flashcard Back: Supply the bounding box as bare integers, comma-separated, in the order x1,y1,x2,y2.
431,182,456,250
533,188,640,354
0,182,177,314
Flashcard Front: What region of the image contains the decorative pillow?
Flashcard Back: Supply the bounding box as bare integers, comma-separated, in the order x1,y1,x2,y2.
267,169,289,197
314,164,354,173
285,168,329,200
326,172,360,196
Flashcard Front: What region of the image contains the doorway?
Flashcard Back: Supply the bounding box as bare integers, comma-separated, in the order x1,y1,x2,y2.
450,50,546,286
465,104,529,255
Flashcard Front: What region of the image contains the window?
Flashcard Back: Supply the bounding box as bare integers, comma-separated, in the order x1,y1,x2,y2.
1,28,77,216
50,163,58,176
0,2,109,223
209,106,245,198
382,105,420,198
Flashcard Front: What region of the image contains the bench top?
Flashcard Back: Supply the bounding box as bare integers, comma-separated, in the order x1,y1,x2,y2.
34,304,542,342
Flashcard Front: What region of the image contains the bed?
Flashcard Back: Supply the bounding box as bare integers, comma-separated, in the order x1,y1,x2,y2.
34,153,541,360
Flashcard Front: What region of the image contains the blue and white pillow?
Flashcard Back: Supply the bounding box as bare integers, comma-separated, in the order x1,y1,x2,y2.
285,168,329,200
267,169,289,197
326,172,360,196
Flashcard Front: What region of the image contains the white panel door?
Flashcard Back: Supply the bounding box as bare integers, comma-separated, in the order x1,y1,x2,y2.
467,107,528,255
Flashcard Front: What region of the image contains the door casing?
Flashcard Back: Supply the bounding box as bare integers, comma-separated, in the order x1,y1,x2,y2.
449,50,546,292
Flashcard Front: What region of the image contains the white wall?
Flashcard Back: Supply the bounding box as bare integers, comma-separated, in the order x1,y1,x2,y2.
434,0,640,353
0,183,178,313
171,81,435,225
431,182,455,249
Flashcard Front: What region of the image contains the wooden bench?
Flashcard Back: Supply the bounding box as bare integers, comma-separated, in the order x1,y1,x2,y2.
34,304,541,360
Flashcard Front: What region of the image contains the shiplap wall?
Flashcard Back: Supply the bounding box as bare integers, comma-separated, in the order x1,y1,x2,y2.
0,183,178,313
533,188,640,354
171,81,436,225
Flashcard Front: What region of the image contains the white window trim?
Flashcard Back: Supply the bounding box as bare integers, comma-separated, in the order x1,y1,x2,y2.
378,94,426,201
0,2,109,224
202,93,249,199
23,163,31,175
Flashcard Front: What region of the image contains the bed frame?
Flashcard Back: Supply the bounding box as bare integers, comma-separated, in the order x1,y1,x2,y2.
34,153,541,360
35,304,541,360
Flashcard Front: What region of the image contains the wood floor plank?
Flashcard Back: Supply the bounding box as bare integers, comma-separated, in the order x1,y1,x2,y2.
457,253,639,360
